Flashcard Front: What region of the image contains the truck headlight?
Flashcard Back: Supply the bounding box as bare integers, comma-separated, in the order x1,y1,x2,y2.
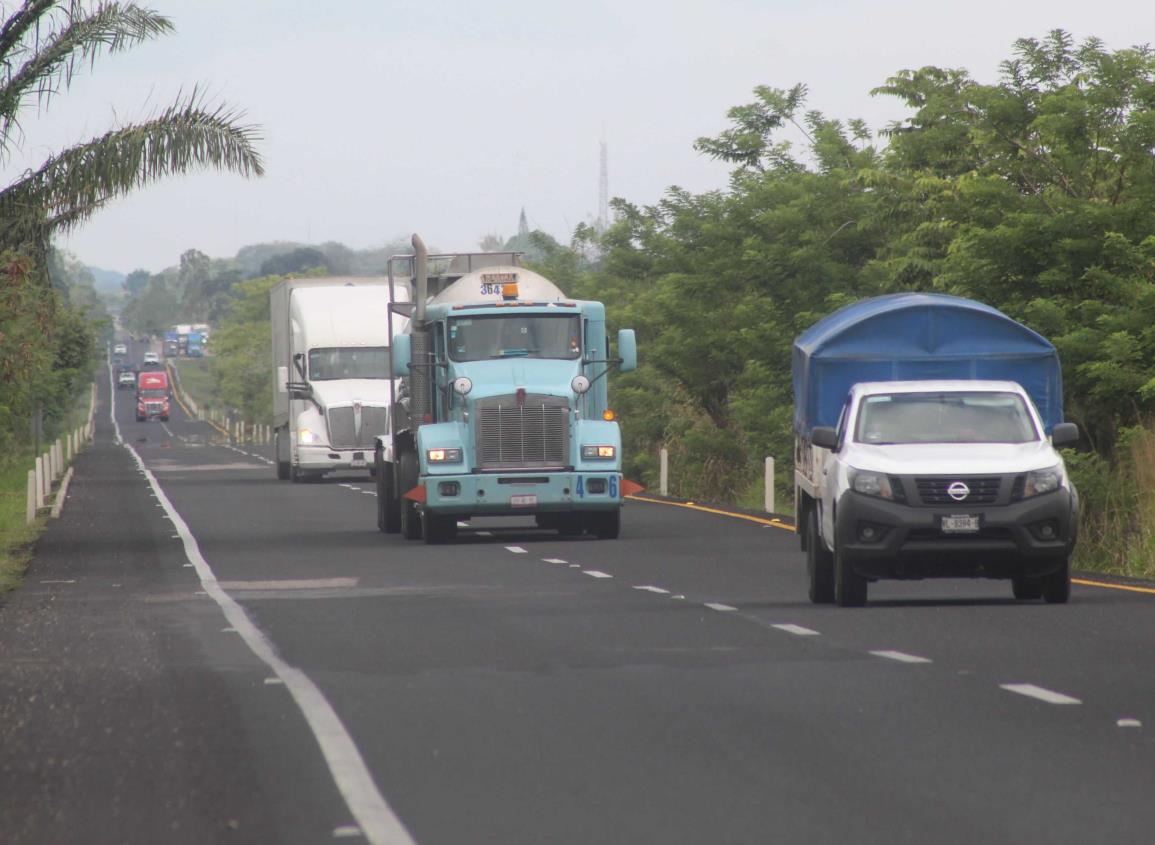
849,469,900,501
1023,466,1062,498
298,428,321,445
427,447,463,463
581,445,616,459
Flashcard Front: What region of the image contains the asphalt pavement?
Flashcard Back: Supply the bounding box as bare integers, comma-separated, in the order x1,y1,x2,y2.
2,352,1154,844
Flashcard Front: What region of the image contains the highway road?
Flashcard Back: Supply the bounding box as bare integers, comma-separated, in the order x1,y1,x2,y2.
2,345,1154,843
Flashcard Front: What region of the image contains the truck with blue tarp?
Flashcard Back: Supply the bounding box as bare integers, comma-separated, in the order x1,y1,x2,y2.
793,293,1079,606
374,235,639,543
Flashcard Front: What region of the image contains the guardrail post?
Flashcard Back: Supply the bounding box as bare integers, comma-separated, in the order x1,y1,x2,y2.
26,469,36,524
35,456,45,509
659,447,669,497
764,456,775,514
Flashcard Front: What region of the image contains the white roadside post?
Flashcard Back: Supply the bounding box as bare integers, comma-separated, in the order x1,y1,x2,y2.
764,456,776,514
659,447,669,497
34,456,45,509
26,470,36,524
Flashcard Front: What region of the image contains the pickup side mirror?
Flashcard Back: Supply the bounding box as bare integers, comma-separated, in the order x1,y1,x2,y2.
392,333,411,373
811,426,839,450
617,329,637,373
1051,422,1079,448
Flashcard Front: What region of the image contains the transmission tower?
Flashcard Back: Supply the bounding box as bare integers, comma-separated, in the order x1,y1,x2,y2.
597,138,609,233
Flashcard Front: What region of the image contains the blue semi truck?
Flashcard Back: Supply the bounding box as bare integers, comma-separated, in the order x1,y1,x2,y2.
374,235,638,543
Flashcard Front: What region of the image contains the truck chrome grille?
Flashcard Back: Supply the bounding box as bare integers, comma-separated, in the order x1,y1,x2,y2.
476,394,569,469
914,476,1002,506
327,405,388,449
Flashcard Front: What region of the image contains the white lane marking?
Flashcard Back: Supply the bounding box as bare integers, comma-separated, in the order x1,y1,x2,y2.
633,585,669,594
671,595,685,600
362,491,377,496
40,580,76,584
871,650,932,664
183,563,195,568
109,400,416,845
334,827,364,839
569,564,581,569
220,578,359,591
542,558,567,564
221,627,237,633
477,531,493,537
704,602,737,612
264,677,285,686
456,521,469,528
1000,684,1082,705
340,484,357,489
1117,719,1142,728
583,570,613,579
771,623,820,637
505,546,527,554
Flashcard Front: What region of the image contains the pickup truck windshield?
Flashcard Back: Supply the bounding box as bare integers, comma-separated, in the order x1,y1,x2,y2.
855,392,1038,444
309,347,390,380
448,315,581,362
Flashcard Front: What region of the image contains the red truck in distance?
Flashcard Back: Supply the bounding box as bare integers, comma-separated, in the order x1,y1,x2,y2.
136,370,170,422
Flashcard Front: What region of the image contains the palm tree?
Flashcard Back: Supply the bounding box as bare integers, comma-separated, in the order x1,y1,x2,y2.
0,0,263,254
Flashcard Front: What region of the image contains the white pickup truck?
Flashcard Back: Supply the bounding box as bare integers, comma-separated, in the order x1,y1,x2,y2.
793,294,1079,607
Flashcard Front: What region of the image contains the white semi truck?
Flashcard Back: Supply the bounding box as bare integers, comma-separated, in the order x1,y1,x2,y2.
271,277,409,481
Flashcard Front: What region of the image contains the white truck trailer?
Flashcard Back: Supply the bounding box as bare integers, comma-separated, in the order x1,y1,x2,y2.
271,277,409,481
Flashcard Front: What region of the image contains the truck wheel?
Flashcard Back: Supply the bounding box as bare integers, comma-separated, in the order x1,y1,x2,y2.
591,509,621,540
1041,556,1071,604
834,546,868,607
275,428,290,481
806,509,835,604
398,450,422,540
376,447,400,534
423,512,457,544
1011,576,1043,601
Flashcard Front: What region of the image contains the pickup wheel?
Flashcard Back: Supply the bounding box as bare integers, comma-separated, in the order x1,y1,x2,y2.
398,450,422,540
1041,556,1071,604
834,546,868,607
275,428,290,480
1011,576,1043,601
806,509,835,604
376,447,400,534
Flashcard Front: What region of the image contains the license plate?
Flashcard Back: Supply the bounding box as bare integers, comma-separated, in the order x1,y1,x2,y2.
941,514,980,533
510,494,537,508
350,458,367,468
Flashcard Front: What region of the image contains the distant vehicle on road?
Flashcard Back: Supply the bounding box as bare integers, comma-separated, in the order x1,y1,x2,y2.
135,370,170,422
113,342,127,355
117,371,137,390
142,351,160,365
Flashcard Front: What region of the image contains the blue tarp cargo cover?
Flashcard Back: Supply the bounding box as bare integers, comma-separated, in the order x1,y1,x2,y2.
793,293,1063,434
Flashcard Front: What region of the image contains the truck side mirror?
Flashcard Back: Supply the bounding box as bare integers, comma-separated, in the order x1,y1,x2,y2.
1051,422,1078,448
392,333,412,373
811,426,839,450
277,365,288,394
618,329,637,373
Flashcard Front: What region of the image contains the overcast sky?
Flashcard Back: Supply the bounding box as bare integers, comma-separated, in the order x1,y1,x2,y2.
1,0,1149,274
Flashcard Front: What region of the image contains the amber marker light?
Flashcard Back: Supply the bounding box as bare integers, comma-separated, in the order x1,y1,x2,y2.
603,409,616,421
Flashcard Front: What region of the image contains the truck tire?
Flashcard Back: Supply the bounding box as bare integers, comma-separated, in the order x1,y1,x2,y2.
376,447,400,534
1011,576,1043,601
591,509,621,539
275,428,290,481
1041,556,1071,604
423,512,457,544
398,450,422,540
806,509,835,604
834,546,868,607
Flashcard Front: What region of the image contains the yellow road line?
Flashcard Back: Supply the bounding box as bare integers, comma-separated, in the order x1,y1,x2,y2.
1072,578,1155,596
627,494,796,533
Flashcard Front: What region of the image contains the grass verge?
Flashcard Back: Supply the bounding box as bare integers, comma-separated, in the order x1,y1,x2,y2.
171,358,217,409
0,461,39,592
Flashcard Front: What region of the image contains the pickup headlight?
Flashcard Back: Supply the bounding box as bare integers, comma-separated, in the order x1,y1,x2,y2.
427,447,463,463
849,469,903,501
298,428,321,445
581,445,616,459
1023,465,1062,498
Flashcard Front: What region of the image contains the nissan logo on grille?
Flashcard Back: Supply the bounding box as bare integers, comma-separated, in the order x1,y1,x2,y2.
947,481,970,501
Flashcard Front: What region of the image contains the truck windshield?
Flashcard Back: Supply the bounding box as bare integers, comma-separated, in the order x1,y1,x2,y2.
140,389,167,399
447,315,580,362
309,347,391,380
855,392,1038,444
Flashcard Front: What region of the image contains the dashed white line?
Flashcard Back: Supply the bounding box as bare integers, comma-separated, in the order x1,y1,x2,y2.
704,602,737,612
583,570,613,579
633,585,669,594
542,558,567,564
771,624,820,636
264,677,285,686
477,531,493,537
334,827,364,839
671,595,686,600
456,521,469,528
1117,718,1142,728
871,650,932,664
505,546,528,554
40,580,76,585
1000,683,1082,705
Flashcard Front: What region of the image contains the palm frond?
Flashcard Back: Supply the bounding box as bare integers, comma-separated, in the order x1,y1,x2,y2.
0,92,264,249
0,2,173,145
0,1,57,65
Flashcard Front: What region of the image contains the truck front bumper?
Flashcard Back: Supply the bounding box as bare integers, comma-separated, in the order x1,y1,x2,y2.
422,471,624,516
834,488,1077,580
296,445,373,473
